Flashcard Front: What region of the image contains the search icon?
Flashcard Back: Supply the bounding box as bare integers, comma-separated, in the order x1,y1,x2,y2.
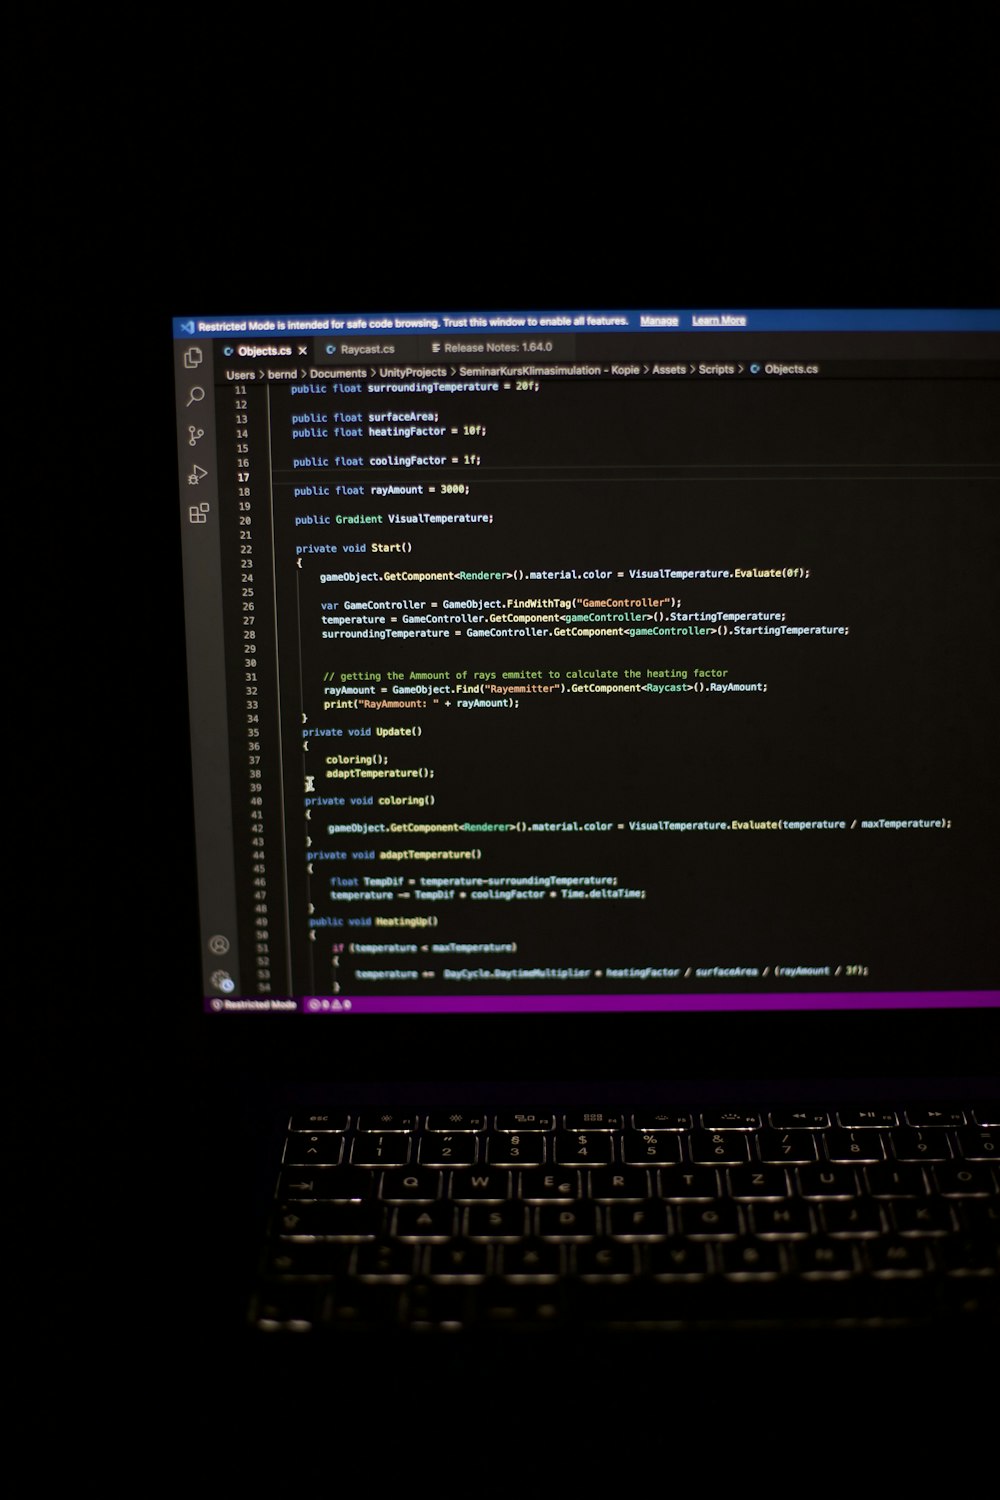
185,386,206,407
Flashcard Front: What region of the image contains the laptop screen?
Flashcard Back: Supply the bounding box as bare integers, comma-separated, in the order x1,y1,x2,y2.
173,307,999,1019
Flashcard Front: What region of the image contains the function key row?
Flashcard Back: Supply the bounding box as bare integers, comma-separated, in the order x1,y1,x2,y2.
288,1107,994,1134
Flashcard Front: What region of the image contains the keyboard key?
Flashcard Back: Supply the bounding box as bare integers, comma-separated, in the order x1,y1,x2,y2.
393,1204,457,1242
451,1169,510,1202
554,1132,615,1165
971,1106,1000,1127
417,1134,478,1166
519,1169,579,1202
590,1168,650,1201
790,1240,856,1277
797,1164,860,1199
486,1133,547,1166
820,1200,886,1238
354,1240,418,1280
427,1240,490,1281
726,1167,789,1200
622,1131,682,1165
466,1203,527,1240
890,1199,955,1236
658,1168,719,1200
425,1112,487,1131
285,1133,344,1165
278,1203,382,1239
863,1163,928,1197
956,1127,999,1161
537,1203,598,1240
563,1112,622,1130
749,1201,813,1238
278,1166,375,1201
865,1239,929,1276
379,1169,441,1203
288,1112,349,1132
493,1112,553,1131
608,1200,670,1239
769,1109,830,1129
350,1134,410,1166
357,1112,420,1132
932,1162,995,1197
576,1240,635,1277
677,1201,742,1239
690,1131,751,1165
632,1111,693,1131
701,1110,761,1130
266,1242,350,1275
825,1129,886,1163
757,1130,819,1164
905,1108,966,1128
500,1239,562,1280
889,1128,952,1162
936,1235,999,1275
645,1240,711,1278
837,1109,898,1128
719,1240,783,1277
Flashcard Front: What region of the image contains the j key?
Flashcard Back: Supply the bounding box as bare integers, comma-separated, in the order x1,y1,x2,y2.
537,1203,599,1240
769,1109,830,1130
865,1239,929,1276
590,1168,650,1201
632,1112,692,1130
891,1200,955,1236
289,1112,350,1132
820,1200,885,1237
554,1132,615,1165
719,1240,783,1277
278,1167,375,1201
350,1134,411,1167
889,1128,952,1162
701,1111,761,1130
956,1127,998,1160
825,1129,886,1163
905,1108,966,1128
417,1134,478,1166
932,1162,995,1197
690,1131,751,1165
837,1109,898,1128
285,1133,344,1165
658,1168,720,1200
353,1240,418,1280
466,1203,527,1240
757,1130,818,1164
500,1239,562,1280
645,1240,711,1277
749,1201,813,1238
726,1167,789,1199
576,1240,636,1277
677,1201,742,1239
393,1203,457,1241
450,1169,510,1203
864,1164,927,1197
428,1241,490,1280
796,1164,859,1199
278,1203,382,1239
486,1134,547,1166
378,1169,441,1203
564,1112,622,1130
494,1112,553,1131
608,1201,671,1239
622,1131,682,1165
357,1112,420,1132
425,1112,487,1131
519,1169,580,1202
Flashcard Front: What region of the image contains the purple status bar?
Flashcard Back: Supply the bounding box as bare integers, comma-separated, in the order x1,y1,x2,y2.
205,990,999,1015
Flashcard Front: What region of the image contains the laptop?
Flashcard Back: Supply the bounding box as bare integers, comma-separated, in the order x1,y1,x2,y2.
171,302,998,1385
